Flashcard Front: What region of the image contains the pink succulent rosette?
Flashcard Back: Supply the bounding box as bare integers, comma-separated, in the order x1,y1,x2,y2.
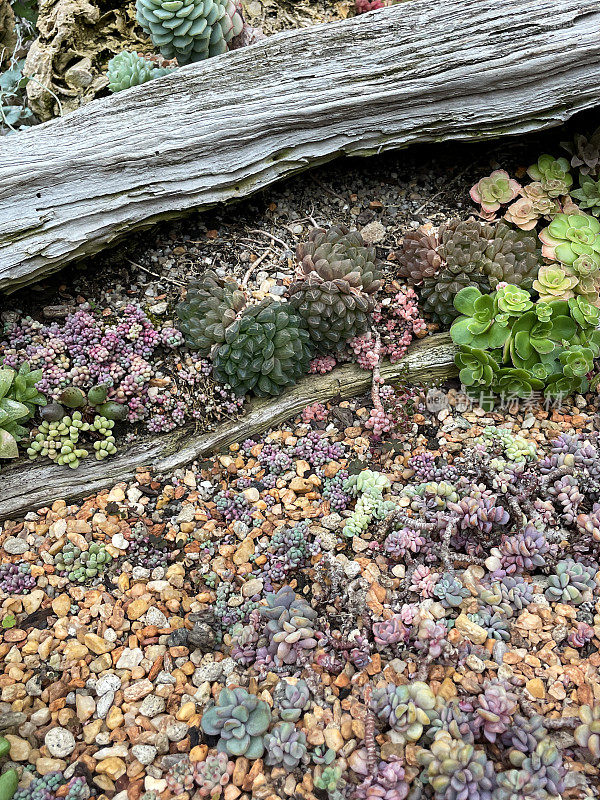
470,170,521,214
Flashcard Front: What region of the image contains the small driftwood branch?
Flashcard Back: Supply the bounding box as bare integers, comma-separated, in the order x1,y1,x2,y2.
2,0,600,291
0,333,457,521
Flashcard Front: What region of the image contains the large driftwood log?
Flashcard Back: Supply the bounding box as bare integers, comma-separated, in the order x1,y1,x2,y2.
0,333,457,521
2,0,600,292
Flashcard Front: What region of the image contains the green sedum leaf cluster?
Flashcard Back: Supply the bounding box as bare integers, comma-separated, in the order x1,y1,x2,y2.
450,285,600,407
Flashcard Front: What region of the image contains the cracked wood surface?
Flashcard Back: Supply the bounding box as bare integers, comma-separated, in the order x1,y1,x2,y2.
2,0,600,291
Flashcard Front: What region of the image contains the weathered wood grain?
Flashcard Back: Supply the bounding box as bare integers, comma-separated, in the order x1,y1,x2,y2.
0,333,457,520
2,0,600,291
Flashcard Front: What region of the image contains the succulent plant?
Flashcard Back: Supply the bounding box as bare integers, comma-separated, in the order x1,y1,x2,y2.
273,679,311,722
544,558,597,605
396,228,442,283
345,469,391,496
193,751,234,797
311,745,336,765
136,0,244,63
355,759,410,800
506,739,565,799
288,226,383,351
0,369,31,459
427,699,477,745
433,572,469,608
539,213,600,264
260,586,318,665
176,270,247,355
1,362,46,418
562,127,600,175
470,170,521,214
27,412,90,468
166,757,196,793
419,219,494,325
314,764,343,792
448,495,509,534
55,541,112,583
450,286,513,350
264,722,307,769
417,730,496,800
342,470,395,537
500,714,546,755
213,300,313,397
507,303,576,371
373,615,409,648
454,345,498,390
372,681,438,744
474,679,517,744
107,51,175,92
527,154,573,197
478,427,538,462
574,704,600,760
496,526,551,574
482,576,534,618
479,223,540,289
559,344,595,379
532,264,579,302
504,183,559,231
468,610,509,642
572,174,600,215
201,686,271,758
503,196,541,231
568,294,600,327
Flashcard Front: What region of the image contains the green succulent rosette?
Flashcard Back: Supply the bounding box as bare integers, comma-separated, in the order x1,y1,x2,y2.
568,295,600,328
508,303,576,371
532,264,579,302
539,213,600,264
450,286,513,350
455,345,498,389
527,154,573,198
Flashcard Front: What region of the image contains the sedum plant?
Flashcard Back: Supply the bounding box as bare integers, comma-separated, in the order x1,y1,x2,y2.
107,51,175,92
527,154,573,197
201,687,271,758
136,0,244,64
417,731,496,799
193,751,234,797
574,704,600,760
532,264,578,301
342,470,395,537
572,174,600,215
450,284,600,404
562,127,600,175
544,558,597,605
539,212,600,264
372,681,438,744
264,722,307,770
469,170,520,214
